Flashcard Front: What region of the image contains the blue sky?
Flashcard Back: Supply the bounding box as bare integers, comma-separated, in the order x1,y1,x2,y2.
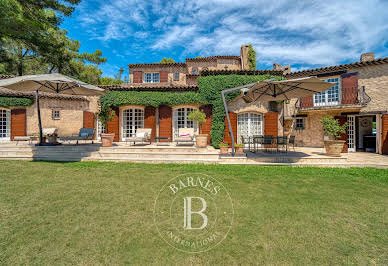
61,0,388,78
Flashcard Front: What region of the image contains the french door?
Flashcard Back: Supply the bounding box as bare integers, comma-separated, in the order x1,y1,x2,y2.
0,109,10,141
347,115,355,152
122,108,144,140
173,107,198,139
237,113,262,144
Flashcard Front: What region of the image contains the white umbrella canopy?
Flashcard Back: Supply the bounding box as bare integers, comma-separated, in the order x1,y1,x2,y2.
244,77,334,102
0,73,105,96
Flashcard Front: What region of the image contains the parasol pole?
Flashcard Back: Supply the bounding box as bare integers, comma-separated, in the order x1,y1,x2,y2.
35,90,43,145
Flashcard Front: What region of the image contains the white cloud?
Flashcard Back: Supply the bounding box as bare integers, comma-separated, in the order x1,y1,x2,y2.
76,0,388,68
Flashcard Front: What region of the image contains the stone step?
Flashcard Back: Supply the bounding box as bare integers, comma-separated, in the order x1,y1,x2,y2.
219,156,347,164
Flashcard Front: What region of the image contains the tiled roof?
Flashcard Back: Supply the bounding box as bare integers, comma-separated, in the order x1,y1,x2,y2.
200,69,284,76
186,55,240,62
100,84,198,92
0,87,88,101
286,57,388,78
0,74,15,80
128,62,186,68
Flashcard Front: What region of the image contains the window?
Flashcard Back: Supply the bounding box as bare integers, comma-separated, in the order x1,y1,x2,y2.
237,113,262,145
295,118,305,130
122,108,144,139
174,72,180,81
173,107,198,139
192,68,199,75
0,109,10,140
144,72,160,83
314,78,340,106
97,119,105,140
52,110,60,120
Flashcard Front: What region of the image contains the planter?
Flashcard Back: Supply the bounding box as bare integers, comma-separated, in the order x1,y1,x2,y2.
47,135,57,144
195,134,208,148
220,146,229,154
235,147,244,155
324,140,345,157
101,133,115,147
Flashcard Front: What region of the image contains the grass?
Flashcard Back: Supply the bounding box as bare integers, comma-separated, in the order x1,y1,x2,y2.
0,160,387,265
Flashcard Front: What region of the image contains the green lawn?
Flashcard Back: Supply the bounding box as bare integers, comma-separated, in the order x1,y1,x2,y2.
0,161,387,265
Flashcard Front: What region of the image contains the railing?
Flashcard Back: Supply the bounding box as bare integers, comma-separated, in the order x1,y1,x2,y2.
297,86,370,109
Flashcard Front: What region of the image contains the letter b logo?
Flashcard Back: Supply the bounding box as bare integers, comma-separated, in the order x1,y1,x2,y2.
183,197,208,230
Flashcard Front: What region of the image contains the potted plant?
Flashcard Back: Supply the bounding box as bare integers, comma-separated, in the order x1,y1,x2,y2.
98,105,115,147
219,142,230,154
321,116,347,157
234,143,244,155
187,110,208,148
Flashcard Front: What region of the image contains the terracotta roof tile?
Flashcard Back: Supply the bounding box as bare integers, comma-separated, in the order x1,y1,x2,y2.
186,55,240,62
99,84,198,92
128,62,186,68
0,74,15,80
200,69,283,76
286,57,388,78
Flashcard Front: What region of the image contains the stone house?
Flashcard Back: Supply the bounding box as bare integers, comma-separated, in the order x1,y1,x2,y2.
282,53,388,155
0,77,100,141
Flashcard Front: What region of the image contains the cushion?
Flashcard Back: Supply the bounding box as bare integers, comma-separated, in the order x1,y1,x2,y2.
179,133,191,137
136,132,146,138
79,132,89,137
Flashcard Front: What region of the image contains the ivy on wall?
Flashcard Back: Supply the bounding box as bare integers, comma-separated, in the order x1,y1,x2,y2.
0,97,34,107
100,74,282,148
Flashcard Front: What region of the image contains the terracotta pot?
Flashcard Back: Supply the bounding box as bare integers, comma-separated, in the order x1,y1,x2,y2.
47,135,57,144
101,133,115,147
235,147,244,155
220,146,229,154
195,134,208,148
324,140,345,157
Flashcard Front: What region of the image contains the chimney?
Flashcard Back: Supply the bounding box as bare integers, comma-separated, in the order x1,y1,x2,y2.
240,44,249,70
360,52,375,62
273,63,291,75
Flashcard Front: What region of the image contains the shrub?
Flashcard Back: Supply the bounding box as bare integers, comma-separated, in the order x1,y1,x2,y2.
187,110,206,134
321,116,347,140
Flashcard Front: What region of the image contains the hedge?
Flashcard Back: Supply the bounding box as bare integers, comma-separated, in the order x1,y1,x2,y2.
100,74,283,148
0,97,34,107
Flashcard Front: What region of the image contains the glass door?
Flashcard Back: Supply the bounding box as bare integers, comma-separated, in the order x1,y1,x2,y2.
122,108,144,140
237,113,262,145
0,109,10,141
173,108,198,140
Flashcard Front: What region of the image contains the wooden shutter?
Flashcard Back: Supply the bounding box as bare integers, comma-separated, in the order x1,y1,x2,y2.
133,71,143,83
160,71,168,83
107,107,119,142
341,72,358,104
200,105,212,144
300,96,314,108
223,112,237,144
159,105,172,141
264,112,278,136
11,109,26,140
83,111,95,128
334,115,348,153
144,106,156,142
382,114,388,155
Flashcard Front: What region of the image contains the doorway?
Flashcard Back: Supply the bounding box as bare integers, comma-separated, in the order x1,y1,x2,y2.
355,115,377,153
0,109,10,141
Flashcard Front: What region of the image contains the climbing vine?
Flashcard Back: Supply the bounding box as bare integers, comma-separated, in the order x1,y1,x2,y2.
0,97,34,107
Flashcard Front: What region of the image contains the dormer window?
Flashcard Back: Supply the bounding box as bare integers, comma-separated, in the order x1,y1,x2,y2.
144,72,160,83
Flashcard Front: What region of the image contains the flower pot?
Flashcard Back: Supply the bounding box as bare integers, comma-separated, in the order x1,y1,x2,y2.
220,146,229,154
47,135,57,144
195,134,208,148
324,140,345,157
235,147,244,155
101,133,115,147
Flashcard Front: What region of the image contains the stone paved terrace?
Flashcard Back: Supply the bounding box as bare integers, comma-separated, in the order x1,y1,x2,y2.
0,142,387,167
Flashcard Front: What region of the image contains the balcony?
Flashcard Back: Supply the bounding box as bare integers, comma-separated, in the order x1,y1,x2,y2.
297,86,370,110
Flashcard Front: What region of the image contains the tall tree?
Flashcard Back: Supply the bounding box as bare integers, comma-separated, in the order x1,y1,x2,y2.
247,44,257,70
160,58,176,64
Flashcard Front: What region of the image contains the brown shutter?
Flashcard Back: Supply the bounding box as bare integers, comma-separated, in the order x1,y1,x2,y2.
300,96,314,108
334,115,348,153
107,107,119,142
11,109,26,140
133,71,143,83
83,111,95,128
159,105,172,141
144,106,156,142
200,105,212,144
264,112,278,137
382,114,388,155
160,71,168,83
341,72,358,104
223,112,237,144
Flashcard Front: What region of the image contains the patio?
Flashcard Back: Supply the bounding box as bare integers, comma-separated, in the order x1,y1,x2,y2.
0,141,387,167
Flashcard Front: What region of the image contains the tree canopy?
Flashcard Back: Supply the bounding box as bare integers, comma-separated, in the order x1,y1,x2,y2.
247,44,257,70
160,58,176,64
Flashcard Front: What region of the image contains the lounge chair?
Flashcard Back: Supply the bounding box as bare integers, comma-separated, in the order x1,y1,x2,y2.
175,128,195,146
60,128,95,144
124,128,152,145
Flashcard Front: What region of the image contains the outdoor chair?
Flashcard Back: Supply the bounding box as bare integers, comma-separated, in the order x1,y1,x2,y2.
241,136,253,152
276,136,288,153
289,136,296,151
253,135,263,152
263,135,275,152
175,128,195,146
124,128,152,145
59,128,95,145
